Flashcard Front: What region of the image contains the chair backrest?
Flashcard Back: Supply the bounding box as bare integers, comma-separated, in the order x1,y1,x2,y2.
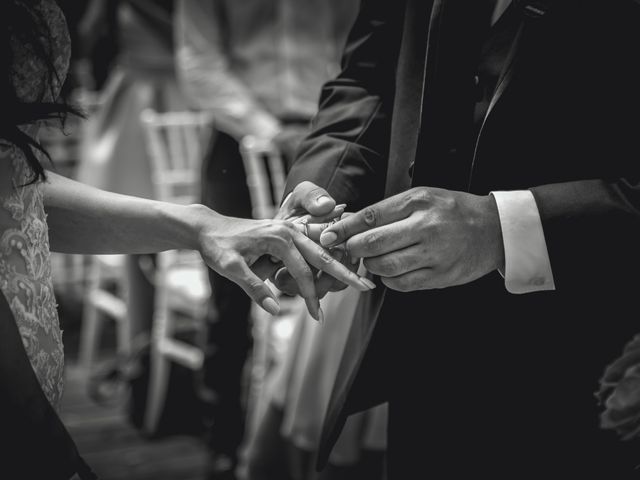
140,109,214,205
239,135,287,219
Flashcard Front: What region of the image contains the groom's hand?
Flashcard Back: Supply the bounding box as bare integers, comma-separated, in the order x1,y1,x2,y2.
276,181,338,222
272,181,359,298
319,187,505,292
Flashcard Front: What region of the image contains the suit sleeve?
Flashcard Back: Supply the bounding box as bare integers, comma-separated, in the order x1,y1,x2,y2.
531,179,640,292
284,0,406,210
528,0,640,293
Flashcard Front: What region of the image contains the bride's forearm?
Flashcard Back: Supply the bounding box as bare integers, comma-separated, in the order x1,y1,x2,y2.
43,172,214,254
42,173,372,320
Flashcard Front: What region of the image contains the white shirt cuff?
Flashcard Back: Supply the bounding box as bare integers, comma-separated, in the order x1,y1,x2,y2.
491,190,556,294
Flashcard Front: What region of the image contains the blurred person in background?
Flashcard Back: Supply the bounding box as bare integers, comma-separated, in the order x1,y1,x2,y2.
174,2,360,478
76,0,186,351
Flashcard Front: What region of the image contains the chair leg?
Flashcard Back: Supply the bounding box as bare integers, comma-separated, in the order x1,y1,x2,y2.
79,259,103,380
143,337,172,436
116,259,133,357
78,298,103,380
245,305,272,436
144,282,172,436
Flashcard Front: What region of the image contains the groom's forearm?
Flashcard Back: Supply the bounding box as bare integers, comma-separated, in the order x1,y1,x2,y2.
43,172,210,254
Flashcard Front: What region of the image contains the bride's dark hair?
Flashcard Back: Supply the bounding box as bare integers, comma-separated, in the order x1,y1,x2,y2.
0,0,80,183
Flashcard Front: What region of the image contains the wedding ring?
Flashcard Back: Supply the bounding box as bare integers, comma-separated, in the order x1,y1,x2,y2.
303,222,309,238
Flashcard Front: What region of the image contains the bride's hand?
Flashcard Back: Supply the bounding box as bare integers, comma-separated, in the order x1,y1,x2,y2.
195,210,373,321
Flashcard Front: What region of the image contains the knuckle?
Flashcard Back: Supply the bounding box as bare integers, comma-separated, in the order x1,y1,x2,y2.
282,222,297,239
406,187,431,209
336,221,349,239
443,194,456,211
317,248,334,266
298,267,313,282
362,207,378,227
309,186,327,199
381,257,401,276
219,254,242,273
292,262,313,279
425,221,444,241
246,277,263,293
363,257,383,276
301,263,313,277
364,232,382,252
274,220,294,235
271,223,295,246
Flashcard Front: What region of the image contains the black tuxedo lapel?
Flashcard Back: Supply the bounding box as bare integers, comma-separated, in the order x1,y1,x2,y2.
411,0,496,191
468,0,556,190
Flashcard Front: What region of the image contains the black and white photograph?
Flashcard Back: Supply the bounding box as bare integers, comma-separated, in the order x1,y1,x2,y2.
2,0,640,479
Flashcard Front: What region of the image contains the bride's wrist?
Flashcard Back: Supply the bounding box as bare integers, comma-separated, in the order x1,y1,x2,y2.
185,203,223,251
159,203,221,252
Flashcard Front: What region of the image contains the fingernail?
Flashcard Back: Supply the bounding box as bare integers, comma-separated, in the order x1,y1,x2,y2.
316,195,332,207
318,307,325,325
335,203,347,210
320,231,338,247
262,297,280,316
359,278,376,290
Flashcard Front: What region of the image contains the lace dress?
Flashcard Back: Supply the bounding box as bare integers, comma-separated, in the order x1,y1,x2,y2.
0,0,71,409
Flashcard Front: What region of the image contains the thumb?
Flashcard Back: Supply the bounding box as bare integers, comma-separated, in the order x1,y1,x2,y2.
292,181,335,216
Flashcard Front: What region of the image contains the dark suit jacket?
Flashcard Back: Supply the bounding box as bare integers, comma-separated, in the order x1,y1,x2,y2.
285,0,640,477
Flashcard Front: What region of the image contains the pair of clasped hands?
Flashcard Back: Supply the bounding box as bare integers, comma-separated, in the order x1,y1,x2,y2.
205,181,504,322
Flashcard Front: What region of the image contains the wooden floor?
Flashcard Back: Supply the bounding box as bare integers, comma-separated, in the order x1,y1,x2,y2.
60,364,209,480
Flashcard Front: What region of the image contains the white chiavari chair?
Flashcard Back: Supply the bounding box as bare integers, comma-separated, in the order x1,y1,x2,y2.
140,108,214,435
238,134,303,436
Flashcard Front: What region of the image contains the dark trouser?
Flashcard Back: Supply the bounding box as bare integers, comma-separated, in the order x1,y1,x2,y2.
201,131,254,462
